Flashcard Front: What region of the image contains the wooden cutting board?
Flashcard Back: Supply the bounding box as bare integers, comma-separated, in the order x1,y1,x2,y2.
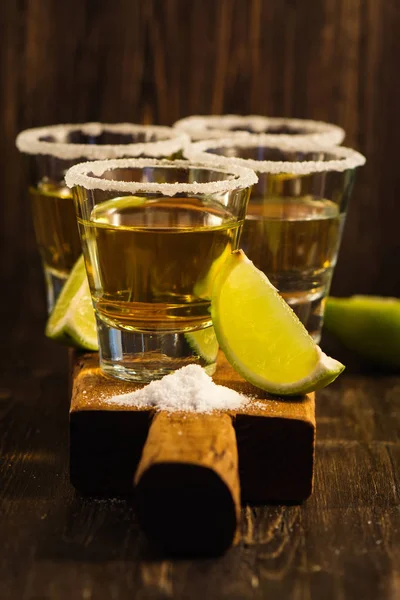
70,351,315,555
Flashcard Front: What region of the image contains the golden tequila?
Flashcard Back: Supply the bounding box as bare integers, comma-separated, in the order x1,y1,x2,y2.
240,196,344,339
30,181,81,278
78,197,242,333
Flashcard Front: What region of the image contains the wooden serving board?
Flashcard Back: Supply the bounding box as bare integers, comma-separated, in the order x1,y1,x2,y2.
70,351,315,555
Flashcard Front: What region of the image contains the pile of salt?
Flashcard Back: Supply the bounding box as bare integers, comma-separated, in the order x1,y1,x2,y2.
105,364,248,413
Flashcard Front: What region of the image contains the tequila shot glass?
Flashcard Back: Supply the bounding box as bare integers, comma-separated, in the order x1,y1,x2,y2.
16,123,189,312
186,136,366,342
174,114,345,144
65,158,257,382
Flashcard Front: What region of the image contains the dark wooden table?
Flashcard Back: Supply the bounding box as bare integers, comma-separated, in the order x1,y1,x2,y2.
1,308,400,600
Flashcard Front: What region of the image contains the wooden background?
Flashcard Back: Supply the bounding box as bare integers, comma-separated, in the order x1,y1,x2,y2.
1,0,400,321
1,3,400,598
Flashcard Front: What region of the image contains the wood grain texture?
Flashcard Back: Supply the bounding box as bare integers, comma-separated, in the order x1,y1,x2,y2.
1,320,400,598
1,1,400,597
1,0,400,305
134,411,240,555
1,316,400,596
69,351,315,503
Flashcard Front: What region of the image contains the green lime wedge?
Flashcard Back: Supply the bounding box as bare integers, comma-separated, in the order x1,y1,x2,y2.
91,195,146,223
184,327,219,363
45,256,98,351
211,250,344,395
325,296,400,368
194,244,233,300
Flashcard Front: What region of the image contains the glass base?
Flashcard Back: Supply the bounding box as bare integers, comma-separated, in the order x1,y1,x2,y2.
96,318,217,383
44,265,68,314
285,290,327,344
268,267,334,345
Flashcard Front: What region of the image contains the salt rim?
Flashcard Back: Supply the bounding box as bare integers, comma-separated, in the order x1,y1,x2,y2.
104,364,249,413
174,114,345,144
15,123,190,160
64,158,258,196
185,136,366,175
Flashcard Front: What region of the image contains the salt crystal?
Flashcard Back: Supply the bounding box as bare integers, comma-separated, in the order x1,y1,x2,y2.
185,137,366,175
174,114,345,144
64,158,258,195
16,123,189,160
105,364,249,413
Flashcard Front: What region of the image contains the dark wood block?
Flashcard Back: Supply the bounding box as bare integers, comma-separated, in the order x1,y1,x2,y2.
70,352,315,505
70,353,153,495
214,358,316,504
235,410,315,504
134,411,240,556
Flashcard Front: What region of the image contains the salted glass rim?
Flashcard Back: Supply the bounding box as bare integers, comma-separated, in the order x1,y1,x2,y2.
184,136,366,174
174,114,345,144
64,158,258,196
16,123,189,160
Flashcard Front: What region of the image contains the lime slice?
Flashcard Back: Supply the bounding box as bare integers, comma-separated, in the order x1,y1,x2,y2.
91,195,146,223
46,256,98,351
270,173,298,181
211,250,344,395
184,327,219,363
325,296,400,369
194,243,233,299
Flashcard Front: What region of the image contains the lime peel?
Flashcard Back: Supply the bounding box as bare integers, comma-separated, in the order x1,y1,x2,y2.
91,195,146,222
45,256,98,351
211,250,344,396
325,295,400,369
184,327,219,363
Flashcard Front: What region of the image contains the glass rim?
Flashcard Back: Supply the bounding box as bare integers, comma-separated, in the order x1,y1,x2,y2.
64,158,258,196
16,123,189,160
185,136,366,174
174,114,345,144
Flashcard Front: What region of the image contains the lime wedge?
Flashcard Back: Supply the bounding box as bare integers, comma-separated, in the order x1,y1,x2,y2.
211,250,344,395
325,296,400,369
91,195,146,222
45,256,98,351
194,244,233,299
184,327,219,363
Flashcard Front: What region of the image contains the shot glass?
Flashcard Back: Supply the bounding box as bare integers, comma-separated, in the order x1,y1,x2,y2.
174,114,345,144
186,136,366,342
16,123,189,312
65,158,257,382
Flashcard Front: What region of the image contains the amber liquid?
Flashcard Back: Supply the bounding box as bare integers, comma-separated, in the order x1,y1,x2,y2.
78,197,242,333
240,196,344,339
30,181,81,278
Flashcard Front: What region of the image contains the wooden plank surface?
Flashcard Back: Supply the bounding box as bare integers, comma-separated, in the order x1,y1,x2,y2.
1,316,400,599
1,0,400,299
69,352,315,504
1,0,400,597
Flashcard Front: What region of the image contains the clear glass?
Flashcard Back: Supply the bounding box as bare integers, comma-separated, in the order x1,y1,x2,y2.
189,143,363,343
174,115,345,144
16,124,188,313
70,161,253,382
28,155,81,311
